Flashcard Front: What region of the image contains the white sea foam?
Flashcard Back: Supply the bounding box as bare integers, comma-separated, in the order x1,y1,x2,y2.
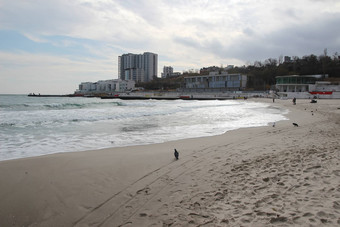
0,95,288,161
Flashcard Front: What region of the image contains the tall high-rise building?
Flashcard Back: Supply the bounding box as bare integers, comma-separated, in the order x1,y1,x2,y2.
118,52,158,82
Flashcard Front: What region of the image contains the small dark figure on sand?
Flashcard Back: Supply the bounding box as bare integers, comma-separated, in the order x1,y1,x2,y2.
174,149,179,160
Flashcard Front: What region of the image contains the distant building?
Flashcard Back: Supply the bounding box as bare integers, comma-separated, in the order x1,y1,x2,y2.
118,52,158,83
78,82,97,93
226,65,234,70
77,79,135,94
275,74,326,92
161,66,181,78
200,65,234,75
162,66,173,78
171,72,181,77
184,71,247,90
284,56,292,63
275,74,340,98
200,66,221,75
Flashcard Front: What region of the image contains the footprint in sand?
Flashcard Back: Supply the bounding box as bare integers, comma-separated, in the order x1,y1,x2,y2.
270,216,288,223
333,170,340,176
214,192,224,201
139,213,148,217
136,187,150,195
333,201,340,210
303,212,314,217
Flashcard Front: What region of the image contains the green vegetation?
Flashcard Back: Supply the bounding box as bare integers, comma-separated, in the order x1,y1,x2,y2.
136,76,183,91
229,51,340,90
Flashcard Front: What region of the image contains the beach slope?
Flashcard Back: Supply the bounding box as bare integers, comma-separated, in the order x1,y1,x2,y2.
0,99,339,226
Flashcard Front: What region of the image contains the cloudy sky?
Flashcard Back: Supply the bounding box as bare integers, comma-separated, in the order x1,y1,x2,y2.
1,0,339,94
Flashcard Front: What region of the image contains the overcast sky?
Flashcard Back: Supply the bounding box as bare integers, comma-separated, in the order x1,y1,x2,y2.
1,0,339,94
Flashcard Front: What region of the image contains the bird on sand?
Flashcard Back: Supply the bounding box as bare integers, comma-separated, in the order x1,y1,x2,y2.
174,149,179,160
293,123,299,127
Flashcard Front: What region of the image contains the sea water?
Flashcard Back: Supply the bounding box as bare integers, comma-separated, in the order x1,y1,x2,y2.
0,94,288,161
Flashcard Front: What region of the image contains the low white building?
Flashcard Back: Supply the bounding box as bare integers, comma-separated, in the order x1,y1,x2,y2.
77,79,135,94
184,71,247,90
275,75,340,98
78,82,97,93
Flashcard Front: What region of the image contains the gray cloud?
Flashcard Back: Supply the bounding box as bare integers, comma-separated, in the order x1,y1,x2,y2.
173,36,202,49
1,0,340,94
190,12,340,63
0,1,89,35
114,0,165,27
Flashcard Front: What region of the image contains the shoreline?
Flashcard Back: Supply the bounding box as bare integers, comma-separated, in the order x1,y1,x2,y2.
0,98,286,162
0,98,339,226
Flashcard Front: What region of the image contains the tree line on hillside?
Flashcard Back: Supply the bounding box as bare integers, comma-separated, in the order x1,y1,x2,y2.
137,51,340,91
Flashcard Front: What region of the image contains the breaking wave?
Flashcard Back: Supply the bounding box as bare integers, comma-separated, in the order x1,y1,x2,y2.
0,95,288,161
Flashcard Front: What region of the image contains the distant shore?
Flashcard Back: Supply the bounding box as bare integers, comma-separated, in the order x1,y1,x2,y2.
28,90,265,100
0,98,339,226
28,93,81,97
28,90,340,100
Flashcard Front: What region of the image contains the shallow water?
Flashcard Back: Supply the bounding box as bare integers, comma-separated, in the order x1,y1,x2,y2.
0,94,288,161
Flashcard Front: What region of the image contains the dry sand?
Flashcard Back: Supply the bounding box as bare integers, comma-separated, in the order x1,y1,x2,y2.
0,98,339,226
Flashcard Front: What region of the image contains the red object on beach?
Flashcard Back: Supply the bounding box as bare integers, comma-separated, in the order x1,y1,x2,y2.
309,91,333,95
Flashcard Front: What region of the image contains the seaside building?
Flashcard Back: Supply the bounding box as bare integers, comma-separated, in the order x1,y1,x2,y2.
275,74,340,98
200,65,235,75
184,71,247,90
118,52,158,83
162,66,173,78
76,79,135,95
78,82,97,93
161,66,181,78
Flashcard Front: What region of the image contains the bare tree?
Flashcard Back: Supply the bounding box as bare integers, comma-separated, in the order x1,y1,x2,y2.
278,55,283,64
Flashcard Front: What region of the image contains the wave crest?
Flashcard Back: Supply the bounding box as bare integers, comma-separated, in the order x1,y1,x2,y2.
1,101,124,111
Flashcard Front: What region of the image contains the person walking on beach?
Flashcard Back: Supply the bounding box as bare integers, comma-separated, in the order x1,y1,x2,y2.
293,97,296,105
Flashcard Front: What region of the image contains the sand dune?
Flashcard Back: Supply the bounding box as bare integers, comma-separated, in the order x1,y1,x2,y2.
0,98,339,226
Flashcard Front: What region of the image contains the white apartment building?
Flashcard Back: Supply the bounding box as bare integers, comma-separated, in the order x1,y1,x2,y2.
162,66,173,78
77,79,135,94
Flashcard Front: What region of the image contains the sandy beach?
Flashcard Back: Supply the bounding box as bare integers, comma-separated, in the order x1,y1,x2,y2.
0,98,339,226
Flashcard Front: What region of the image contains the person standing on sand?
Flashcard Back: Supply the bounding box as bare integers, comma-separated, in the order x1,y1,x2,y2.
293,97,296,105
